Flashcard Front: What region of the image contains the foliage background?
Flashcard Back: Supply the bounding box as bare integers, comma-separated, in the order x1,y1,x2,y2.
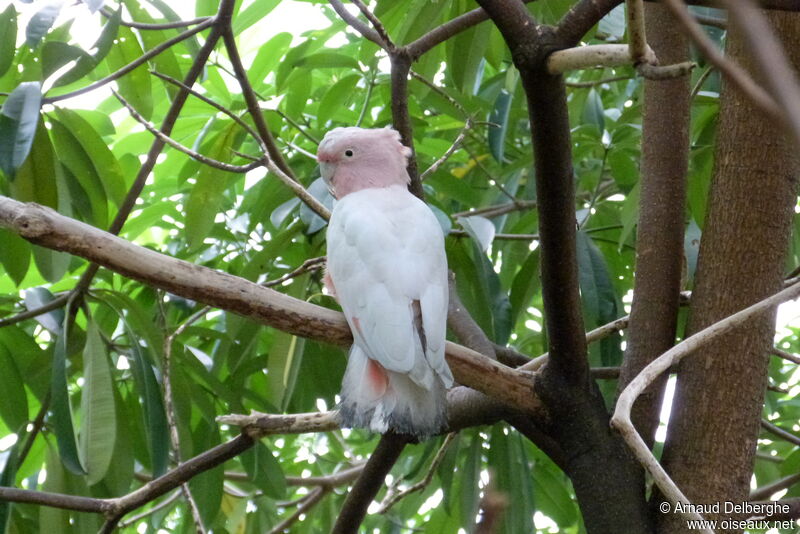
0,0,799,533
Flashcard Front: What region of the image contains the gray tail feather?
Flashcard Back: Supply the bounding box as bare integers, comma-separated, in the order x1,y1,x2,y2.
337,345,448,440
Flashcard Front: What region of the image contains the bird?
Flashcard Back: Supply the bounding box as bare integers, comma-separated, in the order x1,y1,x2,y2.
318,126,453,439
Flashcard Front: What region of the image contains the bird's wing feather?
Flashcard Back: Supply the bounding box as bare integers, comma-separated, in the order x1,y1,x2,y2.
327,186,448,380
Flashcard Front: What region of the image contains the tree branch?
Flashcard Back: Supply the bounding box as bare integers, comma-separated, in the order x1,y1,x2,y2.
0,434,254,526
0,197,540,415
332,434,408,534
617,2,689,448
612,279,800,525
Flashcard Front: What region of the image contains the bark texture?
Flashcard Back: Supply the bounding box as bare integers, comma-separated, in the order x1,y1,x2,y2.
617,3,690,446
658,11,800,534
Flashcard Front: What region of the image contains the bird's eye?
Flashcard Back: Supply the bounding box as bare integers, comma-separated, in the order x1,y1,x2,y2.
344,149,354,157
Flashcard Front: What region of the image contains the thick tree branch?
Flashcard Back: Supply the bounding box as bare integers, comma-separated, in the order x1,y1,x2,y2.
0,197,540,414
617,2,689,448
556,0,623,47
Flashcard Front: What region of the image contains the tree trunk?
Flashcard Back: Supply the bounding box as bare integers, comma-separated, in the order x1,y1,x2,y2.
618,2,690,447
657,10,800,534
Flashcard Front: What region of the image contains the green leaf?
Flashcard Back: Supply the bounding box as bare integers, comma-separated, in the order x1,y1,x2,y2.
105,25,153,120
457,215,496,252
0,5,17,78
318,74,360,126
448,21,490,94
79,321,117,486
184,123,241,249
53,8,121,88
283,69,312,118
576,230,621,365
125,321,170,477
97,292,170,477
582,88,605,131
0,343,27,431
241,442,287,499
488,89,512,163
26,3,61,47
248,32,293,87
598,4,626,40
121,1,183,96
51,312,87,475
232,0,280,34
0,82,42,177
187,420,224,526
49,118,109,228
0,441,19,530
533,461,578,526
11,118,57,208
509,249,540,329
39,444,70,531
54,108,126,206
0,229,30,285
41,41,90,83
296,52,361,70
459,433,482,527
24,287,64,334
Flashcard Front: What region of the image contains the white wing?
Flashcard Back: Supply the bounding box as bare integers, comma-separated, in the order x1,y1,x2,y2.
327,185,452,388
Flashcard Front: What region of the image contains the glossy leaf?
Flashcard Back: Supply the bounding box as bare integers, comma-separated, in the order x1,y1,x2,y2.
49,118,109,228
457,215,496,252
185,122,242,249
241,442,287,499
54,107,126,207
0,229,31,286
79,321,117,485
0,82,42,177
25,3,61,47
52,8,121,88
24,287,64,334
105,25,153,120
50,312,86,475
0,5,17,78
0,344,27,431
488,89,512,163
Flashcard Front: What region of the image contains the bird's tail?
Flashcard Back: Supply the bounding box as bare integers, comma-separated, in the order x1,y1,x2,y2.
338,345,448,439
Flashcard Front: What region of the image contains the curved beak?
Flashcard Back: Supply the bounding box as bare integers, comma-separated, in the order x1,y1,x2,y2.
319,161,336,193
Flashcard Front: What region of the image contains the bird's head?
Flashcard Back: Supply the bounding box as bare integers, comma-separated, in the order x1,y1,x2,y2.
317,127,412,198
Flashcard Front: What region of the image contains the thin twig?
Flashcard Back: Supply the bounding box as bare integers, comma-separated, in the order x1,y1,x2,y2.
612,280,800,529
773,347,800,365
327,0,384,49
761,420,800,447
349,0,395,50
420,118,472,180
112,89,263,173
150,70,262,144
268,487,329,534
101,7,212,30
565,75,633,88
377,433,457,514
163,306,212,533
0,293,69,328
118,490,182,528
44,18,216,104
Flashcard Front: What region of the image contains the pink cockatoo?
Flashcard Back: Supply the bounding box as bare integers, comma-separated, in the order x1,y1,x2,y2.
318,126,453,439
